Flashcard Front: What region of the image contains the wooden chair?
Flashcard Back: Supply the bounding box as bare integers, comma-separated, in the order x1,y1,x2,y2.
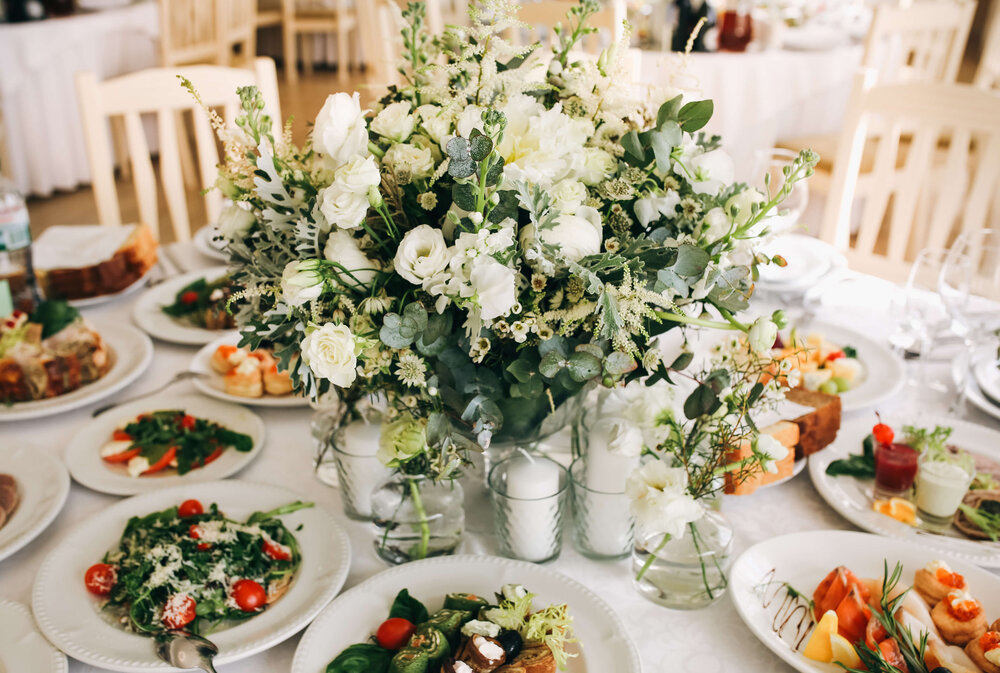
216,0,259,67
76,58,281,243
282,0,357,85
821,69,1000,282
507,0,627,54
159,0,222,67
256,0,283,32
974,1,1000,90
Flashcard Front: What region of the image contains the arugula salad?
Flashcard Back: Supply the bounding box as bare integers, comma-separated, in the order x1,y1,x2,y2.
161,275,235,330
327,584,574,673
84,498,310,634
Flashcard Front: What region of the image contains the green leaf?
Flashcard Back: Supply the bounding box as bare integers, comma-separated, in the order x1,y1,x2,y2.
470,134,493,162
485,156,505,187
538,334,568,358
670,351,693,371
398,302,428,339
510,376,544,399
672,244,710,277
506,359,535,383
445,136,471,162
566,351,602,382
656,94,684,128
620,130,647,166
656,268,689,295
575,343,604,360
539,351,565,379
449,159,476,179
389,589,428,623
30,300,80,339
604,351,636,376
325,643,393,673
488,189,518,224
425,412,450,447
649,124,681,175
452,182,477,211
678,100,713,132
683,383,722,419
379,313,413,349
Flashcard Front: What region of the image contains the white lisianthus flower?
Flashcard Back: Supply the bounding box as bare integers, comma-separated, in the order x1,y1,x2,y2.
626,461,703,540
755,435,790,474
469,257,516,320
687,148,735,196
319,183,370,230
281,260,324,306
455,104,486,139
526,205,602,263
383,143,435,179
324,230,377,287
748,317,778,353
334,155,381,194
370,101,416,143
577,147,617,185
394,225,451,286
700,207,731,241
725,188,767,228
301,323,359,387
550,179,588,214
634,190,681,227
313,92,369,167
416,104,453,147
216,202,255,239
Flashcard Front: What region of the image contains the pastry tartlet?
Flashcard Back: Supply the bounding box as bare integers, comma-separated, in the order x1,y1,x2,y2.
931,590,988,646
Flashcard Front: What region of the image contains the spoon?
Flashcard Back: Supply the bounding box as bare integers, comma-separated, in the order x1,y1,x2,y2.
154,630,219,672
91,371,207,417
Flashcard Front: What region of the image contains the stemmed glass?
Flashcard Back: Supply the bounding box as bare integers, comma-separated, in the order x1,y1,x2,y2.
938,229,1000,412
891,248,952,394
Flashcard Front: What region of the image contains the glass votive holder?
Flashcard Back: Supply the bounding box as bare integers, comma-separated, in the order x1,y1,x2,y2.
569,458,634,560
332,421,392,521
488,454,568,563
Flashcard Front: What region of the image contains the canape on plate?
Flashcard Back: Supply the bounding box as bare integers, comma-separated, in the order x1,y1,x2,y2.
931,589,988,646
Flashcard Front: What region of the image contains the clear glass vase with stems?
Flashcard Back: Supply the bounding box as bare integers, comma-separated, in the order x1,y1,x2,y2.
632,505,733,609
370,472,465,565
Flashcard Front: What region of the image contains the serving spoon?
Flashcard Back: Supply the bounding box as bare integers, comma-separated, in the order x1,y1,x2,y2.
154,630,219,672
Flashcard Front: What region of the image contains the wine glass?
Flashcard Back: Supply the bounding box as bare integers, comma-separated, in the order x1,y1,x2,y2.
890,248,951,393
752,148,810,235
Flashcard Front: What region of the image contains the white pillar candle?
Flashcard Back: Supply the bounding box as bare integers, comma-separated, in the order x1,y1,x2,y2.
341,420,381,456
502,456,562,562
336,420,389,518
585,423,639,493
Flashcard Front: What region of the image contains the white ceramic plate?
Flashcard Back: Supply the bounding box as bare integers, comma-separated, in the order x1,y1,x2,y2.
959,354,1000,424
974,356,1000,408
0,322,153,422
759,457,807,490
68,269,153,308
730,530,1000,673
132,267,234,345
0,447,70,563
65,393,266,496
291,555,641,673
0,599,67,673
33,480,351,672
193,225,228,262
757,234,845,292
787,320,905,413
809,413,1000,567
190,333,309,408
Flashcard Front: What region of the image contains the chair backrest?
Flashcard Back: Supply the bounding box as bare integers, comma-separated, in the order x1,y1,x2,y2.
974,3,1000,90
160,0,221,66
356,0,405,90
508,0,626,54
76,58,281,243
821,68,1000,281
861,1,975,84
217,0,258,66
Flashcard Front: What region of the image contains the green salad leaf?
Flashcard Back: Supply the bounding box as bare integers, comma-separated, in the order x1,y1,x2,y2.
826,433,876,479
325,644,393,673
388,589,428,624
30,300,80,338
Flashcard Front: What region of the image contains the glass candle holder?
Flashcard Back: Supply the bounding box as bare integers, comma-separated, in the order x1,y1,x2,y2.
569,458,634,560
489,454,568,563
331,420,391,520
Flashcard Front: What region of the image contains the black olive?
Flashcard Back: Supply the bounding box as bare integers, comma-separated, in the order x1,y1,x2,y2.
496,630,523,660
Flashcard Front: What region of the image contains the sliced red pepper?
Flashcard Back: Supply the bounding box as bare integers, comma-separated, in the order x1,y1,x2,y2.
103,447,141,463
201,447,224,467
142,446,177,474
826,350,846,362
112,430,132,442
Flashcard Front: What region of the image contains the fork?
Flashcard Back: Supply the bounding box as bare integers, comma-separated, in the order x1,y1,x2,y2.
91,371,207,417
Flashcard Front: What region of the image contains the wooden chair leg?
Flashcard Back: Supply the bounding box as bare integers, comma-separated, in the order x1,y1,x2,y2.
284,26,298,84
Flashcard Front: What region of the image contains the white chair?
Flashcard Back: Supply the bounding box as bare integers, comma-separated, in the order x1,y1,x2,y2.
974,1,1000,90
159,0,222,67
76,58,281,243
216,0,259,67
282,0,357,85
507,0,627,54
821,69,1000,282
356,0,406,91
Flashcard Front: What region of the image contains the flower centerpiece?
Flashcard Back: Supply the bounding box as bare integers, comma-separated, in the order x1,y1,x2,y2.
188,0,816,563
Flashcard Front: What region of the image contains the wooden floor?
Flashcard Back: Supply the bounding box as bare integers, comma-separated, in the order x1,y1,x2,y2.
26,68,378,244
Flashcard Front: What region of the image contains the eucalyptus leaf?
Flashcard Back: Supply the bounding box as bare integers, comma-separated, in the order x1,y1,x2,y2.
379,313,413,349
649,122,682,175
672,244,710,277
398,302,429,339
470,134,493,162
566,351,602,382
621,130,647,166
488,189,518,224
683,382,722,419
452,182,477,211
485,156,505,187
539,351,565,378
604,351,636,376
678,100,714,132
656,94,684,128
670,351,694,371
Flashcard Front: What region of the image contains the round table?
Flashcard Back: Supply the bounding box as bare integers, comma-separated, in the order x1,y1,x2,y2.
0,240,996,673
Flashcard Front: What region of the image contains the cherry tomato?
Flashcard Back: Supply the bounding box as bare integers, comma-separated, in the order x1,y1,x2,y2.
232,579,267,612
180,291,199,305
376,617,416,650
84,563,117,596
112,430,132,442
873,423,894,446
178,499,204,518
197,543,211,551
179,415,196,431
262,539,291,561
188,524,201,539
162,594,197,630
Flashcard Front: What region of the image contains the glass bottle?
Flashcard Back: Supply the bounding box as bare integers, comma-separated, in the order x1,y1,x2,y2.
672,0,717,53
0,178,41,314
718,0,753,52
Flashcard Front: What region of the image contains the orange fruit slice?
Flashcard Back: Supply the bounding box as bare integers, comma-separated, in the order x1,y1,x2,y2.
872,497,916,525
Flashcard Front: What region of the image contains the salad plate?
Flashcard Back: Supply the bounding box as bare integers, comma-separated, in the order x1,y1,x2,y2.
190,332,310,408
193,224,228,262
291,555,642,673
65,393,266,496
0,322,153,422
809,414,1000,567
132,266,234,345
730,529,1000,673
0,447,70,563
0,599,68,673
953,351,1000,423
33,480,351,672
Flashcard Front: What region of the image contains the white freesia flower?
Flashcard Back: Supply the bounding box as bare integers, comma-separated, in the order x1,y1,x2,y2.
469,257,516,320
755,434,789,474
687,148,735,196
550,179,588,214
748,317,778,353
700,207,731,241
383,143,435,179
634,190,681,227
313,92,369,167
395,225,451,286
626,461,703,540
319,183,370,230
725,188,767,228
324,230,377,287
281,260,324,306
522,205,602,263
301,323,358,387
370,101,416,143
577,148,617,185
334,155,381,194
216,202,255,239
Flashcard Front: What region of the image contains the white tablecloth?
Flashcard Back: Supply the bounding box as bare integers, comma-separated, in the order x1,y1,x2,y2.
0,3,160,197
1,241,998,673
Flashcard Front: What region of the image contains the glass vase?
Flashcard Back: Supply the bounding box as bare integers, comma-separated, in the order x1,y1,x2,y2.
631,506,733,609
371,473,465,565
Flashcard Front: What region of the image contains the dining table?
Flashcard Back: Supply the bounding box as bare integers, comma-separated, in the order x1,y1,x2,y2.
1,237,997,673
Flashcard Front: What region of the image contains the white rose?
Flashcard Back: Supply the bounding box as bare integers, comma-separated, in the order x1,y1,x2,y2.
633,190,681,227
577,148,616,185
725,188,767,228
755,434,789,474
700,207,731,241
370,101,416,143
216,202,255,239
416,104,453,147
281,260,324,306
334,154,381,194
550,179,588,215
319,183,370,230
748,317,778,353
301,323,358,387
324,230,377,287
383,143,435,179
469,257,516,321
313,92,369,167
626,461,703,540
537,205,603,263
687,148,735,196
395,225,450,286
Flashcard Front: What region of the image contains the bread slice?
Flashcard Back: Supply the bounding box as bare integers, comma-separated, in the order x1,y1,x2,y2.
784,388,842,458
724,421,800,495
